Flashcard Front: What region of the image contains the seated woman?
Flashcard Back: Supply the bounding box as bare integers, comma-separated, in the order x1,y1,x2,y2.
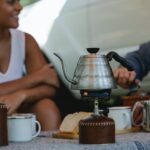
0,0,61,131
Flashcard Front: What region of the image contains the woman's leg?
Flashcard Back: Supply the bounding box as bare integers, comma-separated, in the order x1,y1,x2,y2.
31,98,61,131
18,98,61,131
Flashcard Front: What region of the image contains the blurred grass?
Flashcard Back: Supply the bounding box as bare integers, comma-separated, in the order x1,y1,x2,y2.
20,0,39,6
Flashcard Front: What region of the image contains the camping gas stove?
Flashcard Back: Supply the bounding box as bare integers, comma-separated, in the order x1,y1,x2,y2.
78,89,115,144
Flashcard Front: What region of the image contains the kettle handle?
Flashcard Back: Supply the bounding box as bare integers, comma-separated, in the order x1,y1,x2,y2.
106,51,134,71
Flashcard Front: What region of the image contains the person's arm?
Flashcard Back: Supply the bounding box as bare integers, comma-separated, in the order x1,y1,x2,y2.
0,64,59,96
0,84,56,114
23,32,60,99
126,41,150,80
0,33,59,114
113,41,150,88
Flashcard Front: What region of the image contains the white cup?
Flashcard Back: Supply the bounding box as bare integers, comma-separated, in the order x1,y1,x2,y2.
18,113,40,135
108,106,132,131
7,114,41,142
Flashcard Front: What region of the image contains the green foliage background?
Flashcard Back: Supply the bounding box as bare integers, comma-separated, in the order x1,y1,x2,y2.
20,0,39,6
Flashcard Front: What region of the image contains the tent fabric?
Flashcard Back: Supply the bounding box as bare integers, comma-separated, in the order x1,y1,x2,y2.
19,0,150,96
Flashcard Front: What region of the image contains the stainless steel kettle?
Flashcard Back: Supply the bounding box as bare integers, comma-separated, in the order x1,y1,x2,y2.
54,48,134,90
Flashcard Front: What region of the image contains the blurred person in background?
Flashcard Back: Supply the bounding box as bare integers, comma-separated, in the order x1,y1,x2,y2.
0,0,61,131
113,41,150,89
113,41,150,124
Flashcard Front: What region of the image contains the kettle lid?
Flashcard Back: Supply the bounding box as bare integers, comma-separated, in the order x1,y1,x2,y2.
86,48,99,54
82,47,105,58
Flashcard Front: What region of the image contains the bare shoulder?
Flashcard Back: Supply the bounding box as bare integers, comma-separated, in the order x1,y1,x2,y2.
25,32,42,57
24,32,39,48
23,32,47,73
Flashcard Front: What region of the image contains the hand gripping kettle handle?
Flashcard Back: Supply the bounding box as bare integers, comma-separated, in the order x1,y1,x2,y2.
106,51,134,71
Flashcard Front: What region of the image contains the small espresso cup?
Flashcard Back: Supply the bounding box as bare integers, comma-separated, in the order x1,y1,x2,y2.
7,114,41,142
108,106,132,131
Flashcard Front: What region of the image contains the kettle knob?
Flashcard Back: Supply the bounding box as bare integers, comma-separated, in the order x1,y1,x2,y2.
87,48,99,54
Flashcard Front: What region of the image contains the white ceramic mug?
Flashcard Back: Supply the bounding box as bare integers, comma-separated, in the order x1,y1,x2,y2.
108,106,132,131
7,114,41,142
18,113,40,135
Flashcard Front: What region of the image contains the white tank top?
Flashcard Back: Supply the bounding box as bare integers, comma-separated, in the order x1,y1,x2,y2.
0,29,25,83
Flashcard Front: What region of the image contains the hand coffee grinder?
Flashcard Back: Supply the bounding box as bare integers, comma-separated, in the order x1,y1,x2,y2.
54,48,134,144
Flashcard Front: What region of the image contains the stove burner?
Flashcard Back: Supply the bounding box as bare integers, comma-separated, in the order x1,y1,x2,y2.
80,89,111,100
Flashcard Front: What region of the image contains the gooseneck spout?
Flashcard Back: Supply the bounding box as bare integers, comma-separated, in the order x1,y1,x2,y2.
53,53,77,85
